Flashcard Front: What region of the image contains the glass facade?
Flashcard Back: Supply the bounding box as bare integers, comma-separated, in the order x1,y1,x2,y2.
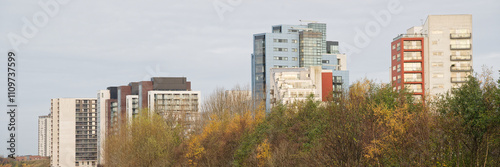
299,31,323,67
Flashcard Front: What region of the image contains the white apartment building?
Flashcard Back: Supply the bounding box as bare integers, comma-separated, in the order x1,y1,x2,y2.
96,90,109,165
51,98,98,167
148,91,201,130
423,15,473,95
269,66,325,107
126,95,139,123
38,114,51,157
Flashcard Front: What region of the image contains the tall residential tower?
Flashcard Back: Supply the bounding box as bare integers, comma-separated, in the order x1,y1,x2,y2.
252,22,349,111
391,15,472,98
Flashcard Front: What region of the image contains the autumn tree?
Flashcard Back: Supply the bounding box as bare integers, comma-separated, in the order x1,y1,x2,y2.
104,109,183,167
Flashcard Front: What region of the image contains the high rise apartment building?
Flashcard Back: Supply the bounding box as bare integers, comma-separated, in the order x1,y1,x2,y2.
148,91,201,131
391,15,472,98
252,22,349,111
38,114,51,157
51,98,98,167
100,77,192,131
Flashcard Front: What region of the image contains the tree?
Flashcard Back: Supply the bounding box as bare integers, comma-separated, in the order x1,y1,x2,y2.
104,109,182,167
435,71,500,166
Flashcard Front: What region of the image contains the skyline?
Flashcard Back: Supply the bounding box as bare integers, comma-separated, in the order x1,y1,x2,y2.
1,0,500,156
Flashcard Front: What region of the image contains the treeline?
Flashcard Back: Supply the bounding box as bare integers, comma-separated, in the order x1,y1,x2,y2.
104,73,500,166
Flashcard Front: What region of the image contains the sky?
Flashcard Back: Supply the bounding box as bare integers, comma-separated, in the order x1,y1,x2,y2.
0,0,499,156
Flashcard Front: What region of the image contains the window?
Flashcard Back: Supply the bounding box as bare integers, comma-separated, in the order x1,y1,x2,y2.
404,73,422,82
392,66,396,71
404,52,422,60
392,44,396,50
403,40,422,49
292,48,298,52
432,73,444,78
292,39,298,43
393,76,396,81
432,84,444,89
273,65,287,68
397,53,401,61
292,57,298,61
405,84,423,93
273,39,288,43
403,62,422,71
392,55,396,60
397,64,401,72
322,60,330,64
432,62,443,67
273,47,288,52
274,56,288,61
433,51,443,56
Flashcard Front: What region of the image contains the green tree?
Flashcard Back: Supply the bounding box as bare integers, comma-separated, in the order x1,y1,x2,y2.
435,72,500,166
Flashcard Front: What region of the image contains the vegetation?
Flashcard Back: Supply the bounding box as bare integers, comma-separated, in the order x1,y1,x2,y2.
104,72,500,166
0,157,49,167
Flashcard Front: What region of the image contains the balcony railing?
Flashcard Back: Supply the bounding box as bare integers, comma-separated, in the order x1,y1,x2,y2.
450,66,472,72
450,44,471,50
450,33,471,39
404,56,422,61
404,78,422,82
393,34,426,41
450,55,472,61
404,67,422,71
403,46,422,50
451,77,469,83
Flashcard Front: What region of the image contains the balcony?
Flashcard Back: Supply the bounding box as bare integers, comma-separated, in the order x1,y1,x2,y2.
404,78,422,82
403,45,422,50
333,79,344,84
451,77,469,83
450,44,471,50
450,33,471,39
450,66,472,72
404,56,422,61
404,67,422,71
450,55,472,61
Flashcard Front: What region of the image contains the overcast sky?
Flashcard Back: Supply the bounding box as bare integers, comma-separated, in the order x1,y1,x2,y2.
1,0,499,156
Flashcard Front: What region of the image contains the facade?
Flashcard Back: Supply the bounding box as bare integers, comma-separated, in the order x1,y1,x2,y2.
391,34,425,99
103,77,192,131
126,95,139,123
51,98,98,167
38,114,51,157
391,15,472,98
96,90,109,165
252,22,350,111
322,41,349,94
269,66,332,107
148,91,201,131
